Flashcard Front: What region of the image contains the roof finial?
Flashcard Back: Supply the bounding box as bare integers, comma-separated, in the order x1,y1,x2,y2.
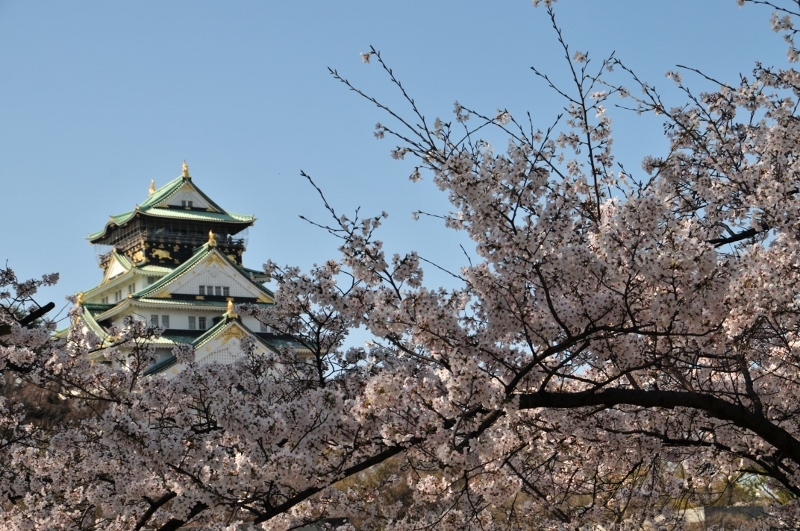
182,161,190,179
208,230,217,247
76,292,84,306
149,180,156,196
226,298,237,319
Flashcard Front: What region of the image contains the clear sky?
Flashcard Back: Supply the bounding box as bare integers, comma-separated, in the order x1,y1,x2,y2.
0,0,790,324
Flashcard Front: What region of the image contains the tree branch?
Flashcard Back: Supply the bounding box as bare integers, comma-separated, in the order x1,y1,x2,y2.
518,389,800,464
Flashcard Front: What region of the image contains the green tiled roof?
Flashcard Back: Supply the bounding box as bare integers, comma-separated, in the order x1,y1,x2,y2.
261,336,308,350
193,316,293,355
161,332,204,343
240,265,270,282
192,314,238,350
88,174,255,242
133,243,214,297
145,317,304,376
135,298,230,307
55,305,109,341
82,303,114,312
139,175,185,209
113,252,133,271
134,244,274,300
81,262,157,301
138,174,229,213
144,316,239,376
143,355,178,376
136,264,174,274
80,246,270,323
81,306,111,340
91,297,229,323
140,208,253,223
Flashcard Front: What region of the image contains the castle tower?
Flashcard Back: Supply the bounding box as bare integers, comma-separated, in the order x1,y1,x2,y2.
74,163,307,376
88,161,254,269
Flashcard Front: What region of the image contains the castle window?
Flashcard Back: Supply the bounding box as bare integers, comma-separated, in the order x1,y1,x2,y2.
223,287,230,297
188,316,196,330
161,315,170,328
260,322,271,333
188,201,193,208
127,282,135,295
198,317,207,329
198,285,205,295
150,315,159,327
214,286,222,296
101,296,108,304
181,200,186,208
114,290,122,302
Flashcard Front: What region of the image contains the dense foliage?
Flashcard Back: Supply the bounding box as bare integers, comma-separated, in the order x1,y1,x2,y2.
6,1,800,528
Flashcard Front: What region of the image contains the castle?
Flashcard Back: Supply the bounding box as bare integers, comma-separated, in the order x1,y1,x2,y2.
75,162,304,376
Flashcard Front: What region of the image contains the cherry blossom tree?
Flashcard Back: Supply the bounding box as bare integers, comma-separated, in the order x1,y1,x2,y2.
8,0,800,529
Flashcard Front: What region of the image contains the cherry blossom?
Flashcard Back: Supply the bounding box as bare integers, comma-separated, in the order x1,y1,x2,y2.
6,1,800,529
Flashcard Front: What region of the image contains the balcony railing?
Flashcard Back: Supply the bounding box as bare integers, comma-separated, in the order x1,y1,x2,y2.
146,228,246,248
97,231,246,267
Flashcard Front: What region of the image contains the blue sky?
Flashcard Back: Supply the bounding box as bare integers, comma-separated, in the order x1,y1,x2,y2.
0,0,790,323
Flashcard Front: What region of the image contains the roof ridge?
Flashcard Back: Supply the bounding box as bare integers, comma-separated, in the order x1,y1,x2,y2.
88,172,255,243
143,317,272,376
139,175,184,210
134,245,273,300
134,244,214,298
191,314,237,350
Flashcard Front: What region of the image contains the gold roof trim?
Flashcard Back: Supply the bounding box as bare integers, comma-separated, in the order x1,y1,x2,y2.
219,324,246,345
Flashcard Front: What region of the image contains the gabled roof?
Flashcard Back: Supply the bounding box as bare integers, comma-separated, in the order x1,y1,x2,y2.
82,260,171,304
81,243,272,324
240,265,270,283
143,315,292,376
193,314,252,350
134,243,274,301
100,252,133,284
88,170,255,242
79,304,110,339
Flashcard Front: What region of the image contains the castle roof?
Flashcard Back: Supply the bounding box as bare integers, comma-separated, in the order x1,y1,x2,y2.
142,315,308,376
88,169,255,243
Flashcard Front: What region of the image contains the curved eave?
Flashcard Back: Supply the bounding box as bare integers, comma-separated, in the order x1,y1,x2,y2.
144,316,239,376
143,355,178,376
193,316,279,354
79,305,111,344
140,208,255,225
136,264,174,274
92,298,135,322
239,266,272,286
82,266,144,300
259,334,313,355
88,209,254,244
88,211,136,242
144,322,310,377
93,297,235,322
